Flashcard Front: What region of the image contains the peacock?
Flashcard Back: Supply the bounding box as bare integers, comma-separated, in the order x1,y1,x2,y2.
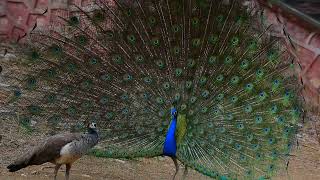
0,0,302,179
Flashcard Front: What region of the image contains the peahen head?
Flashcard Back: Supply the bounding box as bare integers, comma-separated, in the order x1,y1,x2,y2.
87,122,98,136
88,122,97,130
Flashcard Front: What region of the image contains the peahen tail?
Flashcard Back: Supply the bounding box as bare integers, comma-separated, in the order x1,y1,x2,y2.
1,0,302,179
7,164,28,172
6,150,34,172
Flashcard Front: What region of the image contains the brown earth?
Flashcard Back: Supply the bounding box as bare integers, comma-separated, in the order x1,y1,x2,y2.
1,116,320,180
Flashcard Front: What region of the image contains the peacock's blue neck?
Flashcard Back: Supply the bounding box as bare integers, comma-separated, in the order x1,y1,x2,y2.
163,115,177,157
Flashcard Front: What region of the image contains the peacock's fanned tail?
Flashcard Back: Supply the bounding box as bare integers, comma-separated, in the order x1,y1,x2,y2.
1,0,302,179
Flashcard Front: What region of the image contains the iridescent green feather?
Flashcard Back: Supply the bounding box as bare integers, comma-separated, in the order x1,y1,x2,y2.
0,0,302,179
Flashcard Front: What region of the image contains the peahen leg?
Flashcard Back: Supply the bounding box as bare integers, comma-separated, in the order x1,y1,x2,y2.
182,165,188,180
171,157,179,180
65,164,71,180
53,164,61,180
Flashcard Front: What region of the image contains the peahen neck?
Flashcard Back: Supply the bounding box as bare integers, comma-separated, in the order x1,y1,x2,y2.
87,128,98,137
163,115,178,157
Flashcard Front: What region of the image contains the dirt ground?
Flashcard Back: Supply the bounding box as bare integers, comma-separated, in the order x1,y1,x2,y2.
1,116,320,180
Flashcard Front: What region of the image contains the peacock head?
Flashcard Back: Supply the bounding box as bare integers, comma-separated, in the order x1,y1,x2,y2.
171,107,178,118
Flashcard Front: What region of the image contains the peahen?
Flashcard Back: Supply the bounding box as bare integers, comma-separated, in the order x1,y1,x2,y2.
0,0,302,179
7,122,99,180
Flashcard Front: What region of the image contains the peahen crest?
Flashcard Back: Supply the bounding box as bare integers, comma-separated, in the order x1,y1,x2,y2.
1,0,302,179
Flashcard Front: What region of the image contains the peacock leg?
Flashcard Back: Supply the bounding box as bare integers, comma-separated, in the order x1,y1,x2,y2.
182,165,188,180
171,157,179,180
53,164,61,180
65,164,71,180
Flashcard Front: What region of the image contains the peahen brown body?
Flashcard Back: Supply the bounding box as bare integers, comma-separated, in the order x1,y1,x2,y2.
7,123,99,180
0,0,302,179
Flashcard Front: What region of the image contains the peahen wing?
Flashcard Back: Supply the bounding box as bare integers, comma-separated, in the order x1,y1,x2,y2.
0,0,301,179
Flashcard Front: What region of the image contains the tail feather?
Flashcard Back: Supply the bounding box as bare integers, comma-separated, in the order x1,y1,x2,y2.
7,151,34,172
0,0,302,179
7,163,28,172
